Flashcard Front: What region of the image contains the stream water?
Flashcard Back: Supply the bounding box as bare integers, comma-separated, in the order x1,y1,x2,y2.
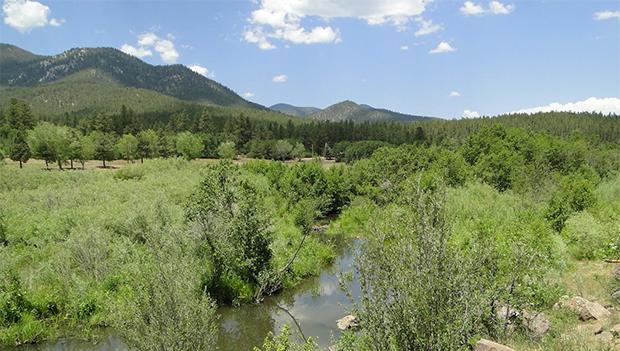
14,239,362,351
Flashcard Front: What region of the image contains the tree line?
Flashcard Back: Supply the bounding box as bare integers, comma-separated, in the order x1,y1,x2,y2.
1,98,619,169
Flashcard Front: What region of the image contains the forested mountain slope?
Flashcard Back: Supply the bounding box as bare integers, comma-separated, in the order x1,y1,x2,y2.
309,100,433,122
0,44,259,113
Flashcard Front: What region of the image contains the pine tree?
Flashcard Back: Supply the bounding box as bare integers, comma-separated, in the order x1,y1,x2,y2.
10,131,31,168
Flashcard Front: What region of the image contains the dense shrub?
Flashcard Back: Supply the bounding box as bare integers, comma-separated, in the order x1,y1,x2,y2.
187,162,273,303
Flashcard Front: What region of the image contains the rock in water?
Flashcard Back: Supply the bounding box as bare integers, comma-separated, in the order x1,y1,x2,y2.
473,339,515,351
336,315,359,330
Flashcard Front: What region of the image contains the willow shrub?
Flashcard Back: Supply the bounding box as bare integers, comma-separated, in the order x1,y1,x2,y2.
355,188,493,350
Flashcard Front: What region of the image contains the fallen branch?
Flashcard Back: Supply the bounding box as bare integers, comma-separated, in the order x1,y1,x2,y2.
604,259,620,263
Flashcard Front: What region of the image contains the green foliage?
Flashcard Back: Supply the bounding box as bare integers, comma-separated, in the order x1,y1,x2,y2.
273,139,293,160
546,173,596,232
254,325,319,351
176,132,204,160
115,133,138,162
27,122,72,169
356,188,492,350
111,225,218,351
8,130,30,168
90,131,116,167
137,129,159,161
187,162,273,303
217,141,236,160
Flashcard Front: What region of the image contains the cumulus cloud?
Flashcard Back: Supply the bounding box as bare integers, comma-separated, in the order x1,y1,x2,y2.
449,91,461,97
414,17,442,37
2,0,64,32
489,1,514,14
243,92,255,98
511,97,620,115
121,32,179,64
460,1,513,16
460,1,484,16
120,44,153,59
462,110,480,118
594,11,620,21
272,74,288,83
244,0,429,49
429,41,456,54
188,64,215,78
400,45,409,50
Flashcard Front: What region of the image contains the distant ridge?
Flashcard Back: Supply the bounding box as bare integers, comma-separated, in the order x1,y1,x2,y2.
309,100,433,122
270,103,321,117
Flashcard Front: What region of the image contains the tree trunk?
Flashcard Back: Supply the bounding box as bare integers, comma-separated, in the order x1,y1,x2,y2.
19,160,22,169
70,159,74,169
58,160,63,170
141,157,144,164
102,159,106,168
81,161,86,170
45,159,49,170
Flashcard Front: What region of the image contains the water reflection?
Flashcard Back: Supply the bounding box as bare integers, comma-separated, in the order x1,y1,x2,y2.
13,240,361,351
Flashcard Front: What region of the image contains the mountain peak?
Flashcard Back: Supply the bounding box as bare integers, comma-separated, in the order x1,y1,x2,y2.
0,43,258,110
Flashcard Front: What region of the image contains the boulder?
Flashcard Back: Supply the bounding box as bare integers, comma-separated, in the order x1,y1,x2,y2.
336,315,359,330
611,324,620,337
557,296,611,321
581,301,611,321
523,311,550,337
473,339,515,351
596,331,614,343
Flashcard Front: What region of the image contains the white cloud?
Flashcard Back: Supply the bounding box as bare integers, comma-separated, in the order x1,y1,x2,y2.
488,1,514,14
429,41,456,54
462,110,480,118
188,64,215,78
244,0,429,49
2,0,64,32
511,97,620,115
244,27,276,50
594,11,620,21
121,32,180,64
460,1,514,16
400,45,409,50
449,91,461,97
414,17,442,37
272,74,288,83
120,44,153,58
243,92,255,98
460,1,485,16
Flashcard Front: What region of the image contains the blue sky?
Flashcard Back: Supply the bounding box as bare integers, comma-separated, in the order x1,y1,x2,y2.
1,0,619,118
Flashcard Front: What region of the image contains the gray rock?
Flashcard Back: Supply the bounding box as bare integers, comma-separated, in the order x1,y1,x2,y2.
473,339,515,351
581,301,611,321
336,315,359,330
596,331,614,343
611,324,620,337
557,296,611,321
523,311,550,337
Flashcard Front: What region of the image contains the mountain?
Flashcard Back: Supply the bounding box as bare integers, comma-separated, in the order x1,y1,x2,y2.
0,44,260,116
309,100,433,122
270,103,321,117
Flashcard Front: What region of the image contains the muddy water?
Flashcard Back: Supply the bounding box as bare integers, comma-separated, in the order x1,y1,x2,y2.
15,240,361,350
